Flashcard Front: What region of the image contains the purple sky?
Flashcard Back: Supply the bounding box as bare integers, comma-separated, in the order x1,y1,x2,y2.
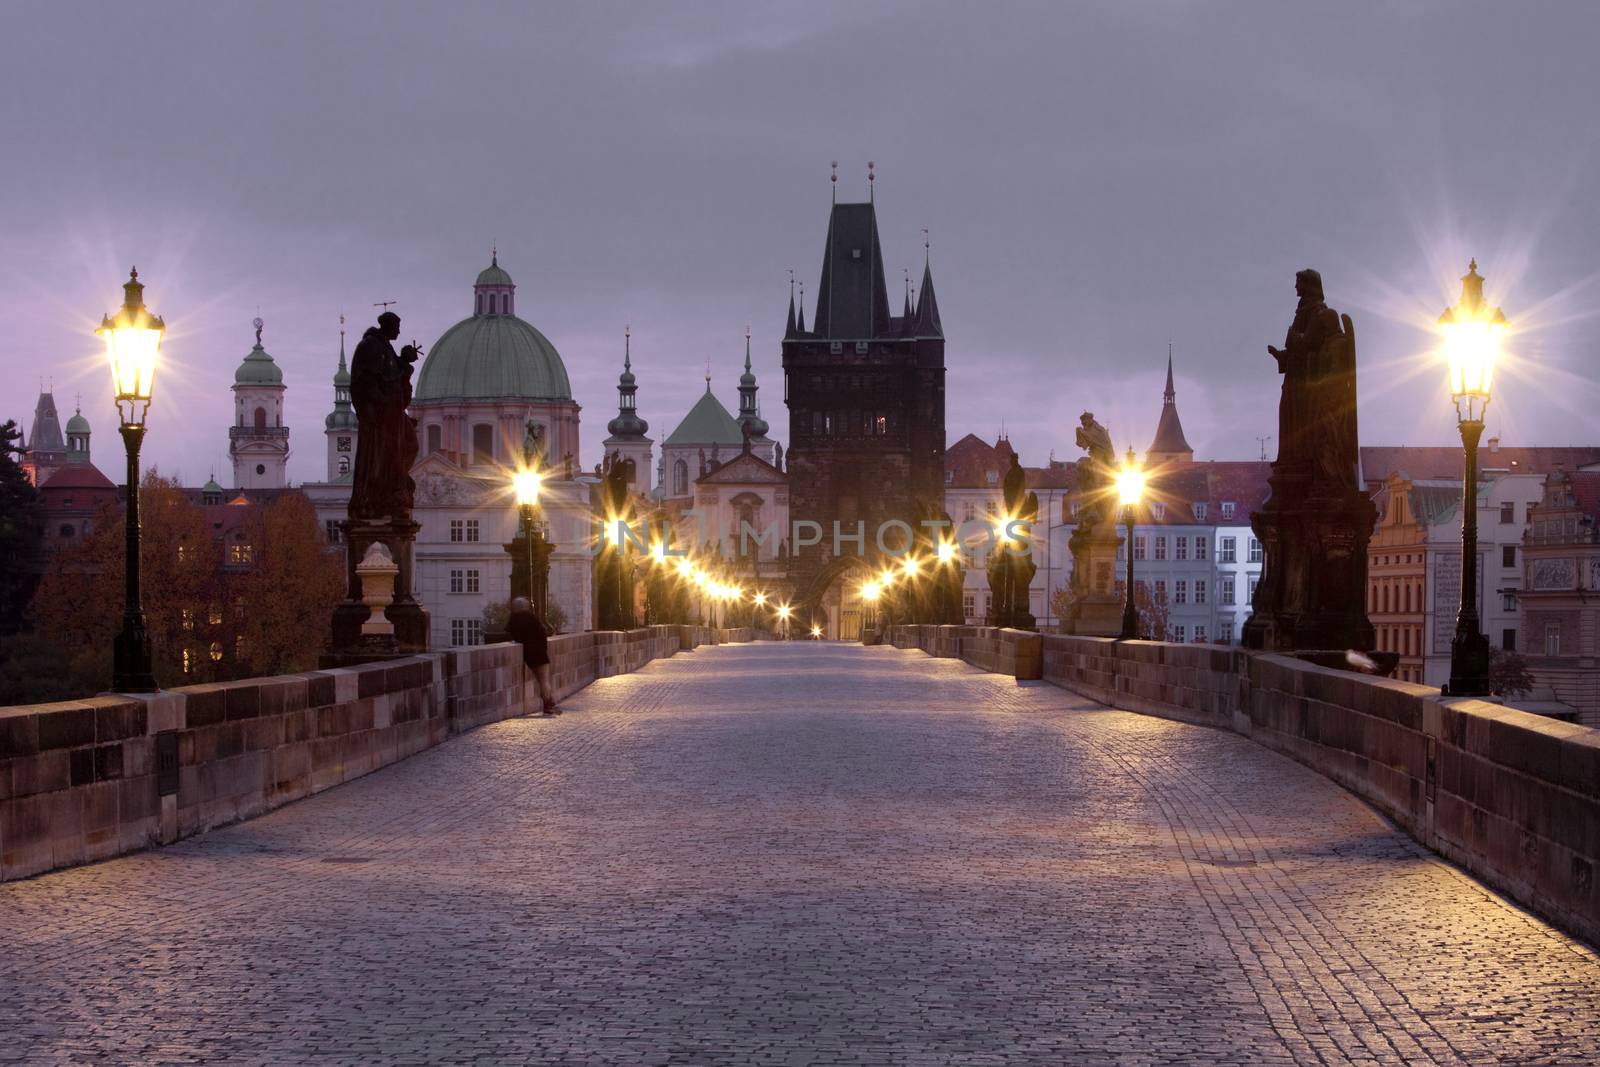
5,2,1598,485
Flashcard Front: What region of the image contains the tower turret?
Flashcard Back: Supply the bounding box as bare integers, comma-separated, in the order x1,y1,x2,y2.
325,317,357,480
1145,346,1194,466
737,326,769,440
601,326,653,494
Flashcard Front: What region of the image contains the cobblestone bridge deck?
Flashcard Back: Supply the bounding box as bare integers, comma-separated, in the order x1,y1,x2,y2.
2,643,1597,1065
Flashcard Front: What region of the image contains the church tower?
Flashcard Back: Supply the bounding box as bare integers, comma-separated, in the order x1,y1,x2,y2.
737,326,770,447
230,317,290,489
22,389,66,485
324,318,357,480
1145,348,1194,467
601,326,652,494
783,173,947,600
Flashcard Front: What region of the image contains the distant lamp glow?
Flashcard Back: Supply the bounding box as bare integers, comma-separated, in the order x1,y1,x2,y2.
650,541,667,563
810,624,822,638
862,580,881,602
512,469,542,508
99,268,164,426
777,604,792,620
936,541,956,564
753,592,767,607
901,555,920,578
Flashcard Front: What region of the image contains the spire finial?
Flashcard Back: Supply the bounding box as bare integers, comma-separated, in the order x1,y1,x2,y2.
868,160,875,202
624,323,631,371
830,160,838,204
705,358,712,392
491,240,497,265
1164,344,1176,403
922,227,930,269
744,324,752,371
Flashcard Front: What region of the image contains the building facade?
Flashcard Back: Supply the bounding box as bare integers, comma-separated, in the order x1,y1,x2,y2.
229,320,291,490
1518,469,1600,726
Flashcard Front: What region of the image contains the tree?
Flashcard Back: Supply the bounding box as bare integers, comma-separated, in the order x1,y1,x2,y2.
231,492,343,677
0,419,43,635
1488,648,1535,698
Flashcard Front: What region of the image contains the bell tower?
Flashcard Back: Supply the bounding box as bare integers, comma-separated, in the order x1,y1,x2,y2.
325,317,357,480
230,317,290,489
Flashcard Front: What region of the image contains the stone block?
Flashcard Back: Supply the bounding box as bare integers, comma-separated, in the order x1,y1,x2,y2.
93,744,123,782
69,747,96,787
0,711,39,759
12,750,69,797
38,706,96,750
183,686,228,728
91,699,146,743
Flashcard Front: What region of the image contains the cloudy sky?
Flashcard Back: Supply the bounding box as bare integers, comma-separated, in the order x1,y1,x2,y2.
4,2,1597,484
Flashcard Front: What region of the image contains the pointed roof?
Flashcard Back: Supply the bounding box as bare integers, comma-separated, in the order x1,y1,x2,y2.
475,251,514,288
606,329,649,441
812,202,891,339
29,391,64,454
914,259,942,336
664,385,744,447
326,327,357,430
785,285,797,337
1147,350,1192,459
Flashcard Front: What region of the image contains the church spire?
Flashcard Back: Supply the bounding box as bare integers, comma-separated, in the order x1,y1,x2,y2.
737,325,768,439
606,325,649,440
1164,343,1175,403
1146,345,1193,465
786,271,797,338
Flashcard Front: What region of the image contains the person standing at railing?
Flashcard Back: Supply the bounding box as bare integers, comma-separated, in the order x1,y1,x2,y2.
508,597,559,716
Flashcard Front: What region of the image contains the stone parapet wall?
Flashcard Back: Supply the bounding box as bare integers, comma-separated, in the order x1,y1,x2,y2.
900,630,1600,946
1,625,726,883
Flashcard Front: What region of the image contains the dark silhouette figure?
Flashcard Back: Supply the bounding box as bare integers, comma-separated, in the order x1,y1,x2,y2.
349,312,420,520
987,453,1038,630
508,596,558,715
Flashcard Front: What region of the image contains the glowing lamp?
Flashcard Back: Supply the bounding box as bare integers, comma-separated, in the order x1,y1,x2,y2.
1115,453,1145,508
753,592,767,607
862,581,881,602
777,604,792,620
936,541,956,564
99,268,164,427
1439,259,1506,425
513,469,542,508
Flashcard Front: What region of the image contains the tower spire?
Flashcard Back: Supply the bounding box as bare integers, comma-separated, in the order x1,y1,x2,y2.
797,280,806,333
786,270,797,337
1165,343,1175,403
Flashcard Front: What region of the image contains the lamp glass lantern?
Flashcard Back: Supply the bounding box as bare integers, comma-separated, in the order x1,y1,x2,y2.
1116,446,1144,641
99,268,164,427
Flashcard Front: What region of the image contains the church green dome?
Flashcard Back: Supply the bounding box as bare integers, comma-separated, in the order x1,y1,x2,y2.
65,412,91,435
235,342,283,385
475,259,514,287
414,314,572,402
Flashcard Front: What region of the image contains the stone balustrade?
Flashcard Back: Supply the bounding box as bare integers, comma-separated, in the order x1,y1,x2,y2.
884,623,1600,946
0,625,753,883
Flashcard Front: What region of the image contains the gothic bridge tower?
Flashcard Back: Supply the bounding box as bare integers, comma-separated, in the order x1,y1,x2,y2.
783,177,946,613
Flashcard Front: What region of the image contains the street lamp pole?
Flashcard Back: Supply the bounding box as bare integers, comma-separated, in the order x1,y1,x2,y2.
99,268,163,693
1441,259,1504,697
1116,447,1145,641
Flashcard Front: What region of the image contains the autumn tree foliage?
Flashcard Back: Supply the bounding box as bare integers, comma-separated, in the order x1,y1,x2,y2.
23,475,341,700
0,419,43,635
1051,579,1170,639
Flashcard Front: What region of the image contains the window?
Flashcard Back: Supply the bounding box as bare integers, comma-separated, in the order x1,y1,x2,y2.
1195,538,1208,561
1502,545,1516,567
427,425,442,455
1195,579,1207,605
449,569,480,594
1221,502,1236,520
476,294,484,315
1174,580,1188,604
472,424,494,466
985,471,998,486
1154,580,1167,603
325,520,342,544
233,597,246,622
1219,620,1234,645
1152,502,1166,520
1248,576,1260,602
230,541,253,565
254,407,267,430
209,604,223,626
181,608,195,631
182,648,192,674
501,293,510,314
1175,536,1188,561
450,618,484,647
945,469,954,485
209,641,223,662
337,456,350,475
985,501,999,517
1173,624,1187,643
1220,537,1237,564
1248,538,1263,563
1500,501,1515,523
1154,536,1168,561
1502,592,1517,611
962,592,975,619
1502,628,1517,652
449,520,481,543
1133,535,1146,561
1222,576,1236,605
1194,625,1207,644
465,520,479,542
1544,623,1561,657
963,502,976,522
1192,503,1207,521
673,459,689,495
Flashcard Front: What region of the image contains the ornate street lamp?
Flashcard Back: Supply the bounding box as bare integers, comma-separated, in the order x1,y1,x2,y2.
99,268,164,692
1115,447,1146,640
862,580,882,632
511,467,548,621
1440,259,1506,696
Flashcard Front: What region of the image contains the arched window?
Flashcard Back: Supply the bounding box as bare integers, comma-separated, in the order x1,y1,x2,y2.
501,293,509,314
472,424,494,466
427,424,442,455
673,459,688,496
476,293,484,315
337,455,350,475
254,407,267,429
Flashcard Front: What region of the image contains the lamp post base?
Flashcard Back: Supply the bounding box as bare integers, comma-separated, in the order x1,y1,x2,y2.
112,620,157,693
1445,626,1491,697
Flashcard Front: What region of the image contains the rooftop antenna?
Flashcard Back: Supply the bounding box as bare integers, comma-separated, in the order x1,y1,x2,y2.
1256,435,1273,461
373,299,397,311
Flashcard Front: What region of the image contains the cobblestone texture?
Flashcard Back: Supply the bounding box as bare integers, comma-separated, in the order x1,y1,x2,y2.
2,643,1598,1065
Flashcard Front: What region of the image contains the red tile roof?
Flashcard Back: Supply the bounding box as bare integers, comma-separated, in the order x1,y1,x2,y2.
1361,446,1600,490
38,463,116,492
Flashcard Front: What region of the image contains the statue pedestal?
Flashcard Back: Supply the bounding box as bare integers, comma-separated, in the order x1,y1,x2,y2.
322,517,429,668
1242,471,1376,652
1065,524,1124,637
